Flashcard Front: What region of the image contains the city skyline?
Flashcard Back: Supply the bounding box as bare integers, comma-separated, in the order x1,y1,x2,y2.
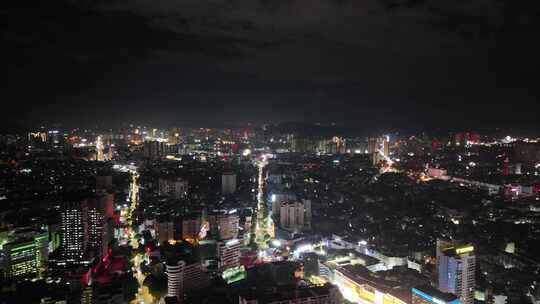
3,1,540,303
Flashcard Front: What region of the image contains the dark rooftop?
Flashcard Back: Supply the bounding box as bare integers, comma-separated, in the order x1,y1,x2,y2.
413,285,459,302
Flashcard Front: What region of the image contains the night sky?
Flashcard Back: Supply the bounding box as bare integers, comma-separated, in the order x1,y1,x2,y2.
3,0,540,130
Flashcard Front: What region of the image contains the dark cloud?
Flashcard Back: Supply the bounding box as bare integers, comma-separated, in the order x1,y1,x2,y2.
2,0,540,130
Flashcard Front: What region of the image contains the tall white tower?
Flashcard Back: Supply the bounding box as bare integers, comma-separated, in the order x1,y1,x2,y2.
96,136,104,161
437,240,476,304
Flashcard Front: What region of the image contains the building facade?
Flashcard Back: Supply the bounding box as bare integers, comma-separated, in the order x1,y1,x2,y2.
218,239,241,271
279,200,311,233
437,240,475,304
158,177,189,199
412,286,461,304
208,211,239,241
221,173,237,194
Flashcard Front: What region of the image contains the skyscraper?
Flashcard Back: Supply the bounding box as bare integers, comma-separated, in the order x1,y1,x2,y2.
437,240,475,304
2,230,48,278
163,242,208,301
86,197,109,258
218,239,241,271
208,210,239,241
368,136,390,166
60,200,87,261
279,200,311,233
96,136,104,161
60,196,110,262
166,260,185,299
144,140,166,160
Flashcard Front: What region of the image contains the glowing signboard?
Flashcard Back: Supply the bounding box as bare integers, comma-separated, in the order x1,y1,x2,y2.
455,246,474,255
222,265,246,284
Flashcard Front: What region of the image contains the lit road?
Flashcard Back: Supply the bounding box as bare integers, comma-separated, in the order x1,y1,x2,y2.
132,253,153,304
120,170,155,304
254,157,272,250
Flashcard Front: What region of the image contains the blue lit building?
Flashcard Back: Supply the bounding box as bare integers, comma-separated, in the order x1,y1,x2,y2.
412,285,461,304
436,240,475,304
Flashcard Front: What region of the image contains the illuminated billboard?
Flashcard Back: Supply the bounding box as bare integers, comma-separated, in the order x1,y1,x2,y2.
222,265,246,284
455,246,474,255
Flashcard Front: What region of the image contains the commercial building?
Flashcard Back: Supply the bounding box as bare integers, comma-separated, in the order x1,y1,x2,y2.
437,240,475,304
2,235,47,278
332,265,409,304
412,285,461,304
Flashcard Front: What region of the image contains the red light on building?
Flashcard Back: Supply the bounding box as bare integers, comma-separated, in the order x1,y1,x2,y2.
503,156,510,176
81,269,92,286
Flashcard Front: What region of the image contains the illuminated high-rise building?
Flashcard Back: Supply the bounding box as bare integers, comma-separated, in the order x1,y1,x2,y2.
60,200,87,260
208,210,239,240
163,242,208,301
27,130,48,147
368,136,390,166
333,136,346,154
437,240,475,304
166,260,207,301
3,239,39,278
166,260,185,299
279,200,311,233
270,192,297,216
2,230,48,278
169,128,182,145
218,239,241,271
96,136,104,161
368,137,378,154
60,196,111,262
107,139,113,161
86,197,109,258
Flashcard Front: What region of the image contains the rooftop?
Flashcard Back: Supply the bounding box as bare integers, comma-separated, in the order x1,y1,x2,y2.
412,285,460,303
